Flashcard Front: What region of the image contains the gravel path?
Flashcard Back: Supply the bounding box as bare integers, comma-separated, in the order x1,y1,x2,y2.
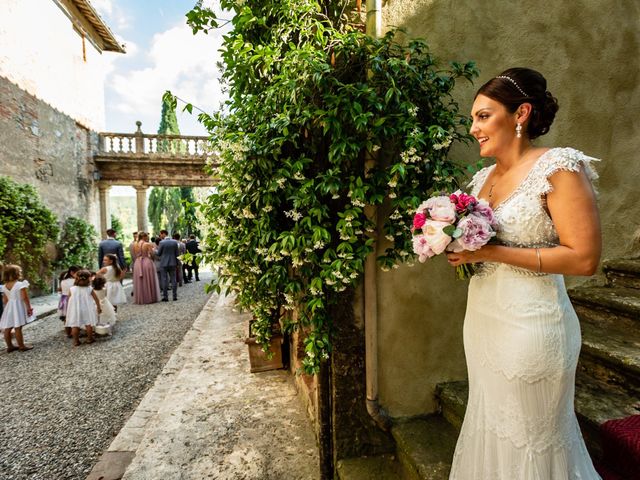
0,273,213,480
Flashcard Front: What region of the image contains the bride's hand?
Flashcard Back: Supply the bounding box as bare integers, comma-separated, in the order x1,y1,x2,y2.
446,248,484,267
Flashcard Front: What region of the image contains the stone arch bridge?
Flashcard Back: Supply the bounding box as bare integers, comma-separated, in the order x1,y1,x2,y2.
94,121,217,236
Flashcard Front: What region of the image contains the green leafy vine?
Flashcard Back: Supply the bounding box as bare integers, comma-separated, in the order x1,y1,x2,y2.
182,0,478,373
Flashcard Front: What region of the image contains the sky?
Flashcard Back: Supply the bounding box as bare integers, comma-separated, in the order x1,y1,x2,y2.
94,0,228,137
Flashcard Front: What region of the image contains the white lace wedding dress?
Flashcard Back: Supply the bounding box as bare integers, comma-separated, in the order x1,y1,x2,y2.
449,148,602,480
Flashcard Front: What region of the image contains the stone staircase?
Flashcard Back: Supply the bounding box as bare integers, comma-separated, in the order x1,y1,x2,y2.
338,258,640,479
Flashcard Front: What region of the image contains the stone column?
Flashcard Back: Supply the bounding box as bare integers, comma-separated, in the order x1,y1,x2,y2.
134,185,148,233
98,183,111,239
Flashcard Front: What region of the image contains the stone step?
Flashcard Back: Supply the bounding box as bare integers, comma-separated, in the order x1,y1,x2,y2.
434,381,467,431
573,373,640,459
336,454,403,480
569,286,640,328
436,375,640,460
391,415,458,480
603,258,640,290
579,320,640,393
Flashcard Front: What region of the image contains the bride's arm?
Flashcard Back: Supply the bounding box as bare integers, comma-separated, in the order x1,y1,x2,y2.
447,167,602,276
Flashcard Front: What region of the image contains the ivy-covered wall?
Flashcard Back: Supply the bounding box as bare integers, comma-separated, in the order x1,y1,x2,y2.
377,0,640,417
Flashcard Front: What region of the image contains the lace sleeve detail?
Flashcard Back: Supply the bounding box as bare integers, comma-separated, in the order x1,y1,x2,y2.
535,147,599,195
467,165,493,196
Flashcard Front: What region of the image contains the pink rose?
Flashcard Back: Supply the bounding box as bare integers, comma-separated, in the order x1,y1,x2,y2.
412,235,435,262
424,196,457,223
454,215,495,251
413,212,427,231
422,219,452,255
450,192,477,214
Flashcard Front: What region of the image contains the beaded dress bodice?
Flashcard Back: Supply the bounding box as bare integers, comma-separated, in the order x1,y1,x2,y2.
468,147,598,277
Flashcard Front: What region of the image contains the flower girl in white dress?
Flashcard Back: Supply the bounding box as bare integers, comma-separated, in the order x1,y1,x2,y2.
446,68,602,479
92,275,117,335
1,265,34,352
97,254,127,311
65,270,101,347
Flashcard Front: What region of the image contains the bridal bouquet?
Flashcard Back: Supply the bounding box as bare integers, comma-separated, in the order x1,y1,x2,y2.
412,192,497,279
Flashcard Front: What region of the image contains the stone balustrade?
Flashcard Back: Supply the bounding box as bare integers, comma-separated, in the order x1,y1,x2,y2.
98,132,210,157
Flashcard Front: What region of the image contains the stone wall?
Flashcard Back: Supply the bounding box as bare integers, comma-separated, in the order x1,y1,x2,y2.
376,0,640,417
288,289,395,461
0,75,100,231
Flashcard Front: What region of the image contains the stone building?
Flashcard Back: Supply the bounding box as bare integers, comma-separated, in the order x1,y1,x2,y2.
0,0,125,230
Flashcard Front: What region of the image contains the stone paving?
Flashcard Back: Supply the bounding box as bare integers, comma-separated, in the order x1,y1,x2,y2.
88,293,320,480
0,276,211,480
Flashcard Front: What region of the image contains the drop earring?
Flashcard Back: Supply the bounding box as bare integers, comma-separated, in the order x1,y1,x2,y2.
516,123,523,138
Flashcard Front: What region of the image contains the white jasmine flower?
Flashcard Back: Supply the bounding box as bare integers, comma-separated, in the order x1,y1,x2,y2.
284,210,303,221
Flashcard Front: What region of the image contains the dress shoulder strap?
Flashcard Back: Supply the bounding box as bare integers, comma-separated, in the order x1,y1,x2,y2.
467,165,494,197
531,147,600,196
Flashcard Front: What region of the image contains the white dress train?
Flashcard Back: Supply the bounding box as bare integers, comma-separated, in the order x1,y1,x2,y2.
449,148,602,480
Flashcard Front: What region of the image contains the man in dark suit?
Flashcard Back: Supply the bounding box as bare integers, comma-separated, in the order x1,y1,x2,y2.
98,229,126,269
184,234,202,282
156,229,179,301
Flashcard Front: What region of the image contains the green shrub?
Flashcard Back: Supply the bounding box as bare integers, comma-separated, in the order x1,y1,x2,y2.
0,175,59,289
56,217,99,271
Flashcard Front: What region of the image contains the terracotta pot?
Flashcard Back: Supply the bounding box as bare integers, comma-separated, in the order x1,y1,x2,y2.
244,334,284,373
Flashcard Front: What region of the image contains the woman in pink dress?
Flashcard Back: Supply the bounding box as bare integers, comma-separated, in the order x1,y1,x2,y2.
132,232,161,305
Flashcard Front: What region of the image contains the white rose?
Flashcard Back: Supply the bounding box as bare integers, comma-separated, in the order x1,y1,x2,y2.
425,196,457,223
422,219,452,255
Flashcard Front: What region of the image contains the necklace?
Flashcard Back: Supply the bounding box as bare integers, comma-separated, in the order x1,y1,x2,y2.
487,147,534,200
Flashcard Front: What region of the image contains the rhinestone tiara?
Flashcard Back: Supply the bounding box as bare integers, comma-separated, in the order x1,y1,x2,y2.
496,75,529,97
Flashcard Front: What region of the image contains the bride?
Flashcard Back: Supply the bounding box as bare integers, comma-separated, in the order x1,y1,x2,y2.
445,68,602,479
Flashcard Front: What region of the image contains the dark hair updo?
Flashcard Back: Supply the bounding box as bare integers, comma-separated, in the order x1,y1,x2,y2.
475,67,559,139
